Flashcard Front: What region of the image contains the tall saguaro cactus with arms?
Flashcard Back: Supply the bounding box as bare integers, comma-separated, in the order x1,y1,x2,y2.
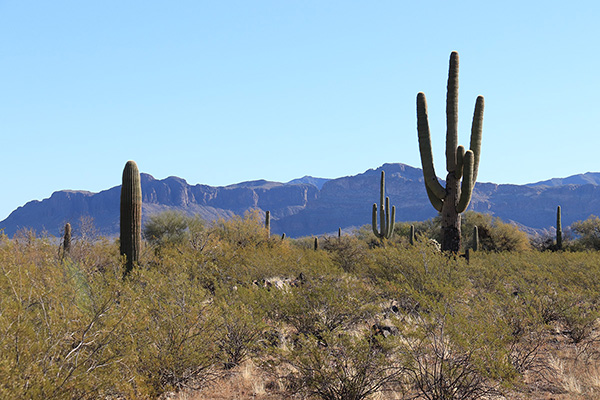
417,52,484,252
372,171,396,241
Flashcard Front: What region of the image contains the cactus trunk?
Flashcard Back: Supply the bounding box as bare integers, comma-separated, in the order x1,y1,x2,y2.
120,160,142,276
556,206,563,250
265,210,271,238
63,222,71,255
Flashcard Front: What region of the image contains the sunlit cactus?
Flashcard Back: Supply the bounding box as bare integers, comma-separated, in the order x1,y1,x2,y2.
372,171,396,241
120,160,142,276
417,51,484,252
473,226,479,251
265,210,271,238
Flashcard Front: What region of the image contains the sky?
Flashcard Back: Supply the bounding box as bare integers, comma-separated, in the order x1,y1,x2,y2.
1,1,599,220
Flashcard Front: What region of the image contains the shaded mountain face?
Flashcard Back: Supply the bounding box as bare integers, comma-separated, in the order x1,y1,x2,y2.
1,164,599,238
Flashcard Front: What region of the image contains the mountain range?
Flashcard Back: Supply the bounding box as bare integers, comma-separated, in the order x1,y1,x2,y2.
2,163,600,238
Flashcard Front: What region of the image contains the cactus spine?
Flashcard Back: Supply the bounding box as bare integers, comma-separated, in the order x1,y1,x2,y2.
556,206,563,250
473,226,479,251
120,160,142,276
372,171,396,240
265,210,271,238
417,51,484,252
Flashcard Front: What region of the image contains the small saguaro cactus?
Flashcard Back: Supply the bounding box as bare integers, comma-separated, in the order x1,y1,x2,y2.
314,237,319,251
372,171,396,241
417,51,484,252
556,206,563,250
338,227,342,239
409,225,415,245
120,160,142,276
473,226,479,251
265,210,271,238
63,222,72,255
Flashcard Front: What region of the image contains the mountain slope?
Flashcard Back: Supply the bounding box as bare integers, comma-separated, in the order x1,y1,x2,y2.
1,164,599,238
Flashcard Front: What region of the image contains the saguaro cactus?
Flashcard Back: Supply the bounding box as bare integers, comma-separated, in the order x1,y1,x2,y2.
556,206,563,250
473,226,479,251
417,51,484,252
372,171,396,240
121,160,142,276
409,225,415,245
265,210,271,238
63,222,72,255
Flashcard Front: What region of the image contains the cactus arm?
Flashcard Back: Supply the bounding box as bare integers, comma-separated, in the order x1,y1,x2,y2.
457,150,474,213
385,197,391,238
372,203,380,237
417,92,446,200
446,51,459,173
455,145,465,179
388,205,396,239
425,184,444,212
470,96,484,183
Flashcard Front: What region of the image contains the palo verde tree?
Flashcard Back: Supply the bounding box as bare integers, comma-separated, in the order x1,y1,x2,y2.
416,51,484,252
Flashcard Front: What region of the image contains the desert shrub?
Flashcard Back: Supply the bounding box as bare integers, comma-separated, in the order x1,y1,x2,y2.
261,275,376,346
283,330,406,400
214,289,267,369
0,239,133,399
571,215,600,250
143,210,193,247
125,267,220,397
321,235,369,273
400,301,517,400
462,211,530,252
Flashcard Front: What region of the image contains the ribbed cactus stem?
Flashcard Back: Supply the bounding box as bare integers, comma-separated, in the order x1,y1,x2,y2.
416,51,484,253
63,222,71,255
556,206,563,250
410,225,415,245
265,210,271,238
120,160,142,276
372,171,396,240
473,226,479,252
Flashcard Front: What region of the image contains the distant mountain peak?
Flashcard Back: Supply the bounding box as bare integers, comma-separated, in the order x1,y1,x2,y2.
526,172,600,187
286,176,330,190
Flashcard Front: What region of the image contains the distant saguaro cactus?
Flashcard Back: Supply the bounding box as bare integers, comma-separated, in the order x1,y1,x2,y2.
314,237,319,251
556,206,563,250
473,226,479,251
265,210,271,238
409,225,415,245
63,222,72,255
121,160,142,276
417,51,484,252
372,171,396,241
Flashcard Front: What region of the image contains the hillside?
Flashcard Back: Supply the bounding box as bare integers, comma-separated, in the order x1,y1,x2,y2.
1,163,599,237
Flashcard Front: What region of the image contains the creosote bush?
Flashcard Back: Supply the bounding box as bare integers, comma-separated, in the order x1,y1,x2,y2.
2,211,600,399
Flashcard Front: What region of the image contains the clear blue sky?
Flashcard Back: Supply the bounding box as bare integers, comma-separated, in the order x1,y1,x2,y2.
1,1,599,220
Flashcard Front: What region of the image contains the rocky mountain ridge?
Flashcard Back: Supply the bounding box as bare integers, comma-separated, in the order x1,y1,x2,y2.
1,163,599,238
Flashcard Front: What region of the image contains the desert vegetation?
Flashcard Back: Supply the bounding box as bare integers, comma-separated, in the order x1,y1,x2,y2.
2,210,600,399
